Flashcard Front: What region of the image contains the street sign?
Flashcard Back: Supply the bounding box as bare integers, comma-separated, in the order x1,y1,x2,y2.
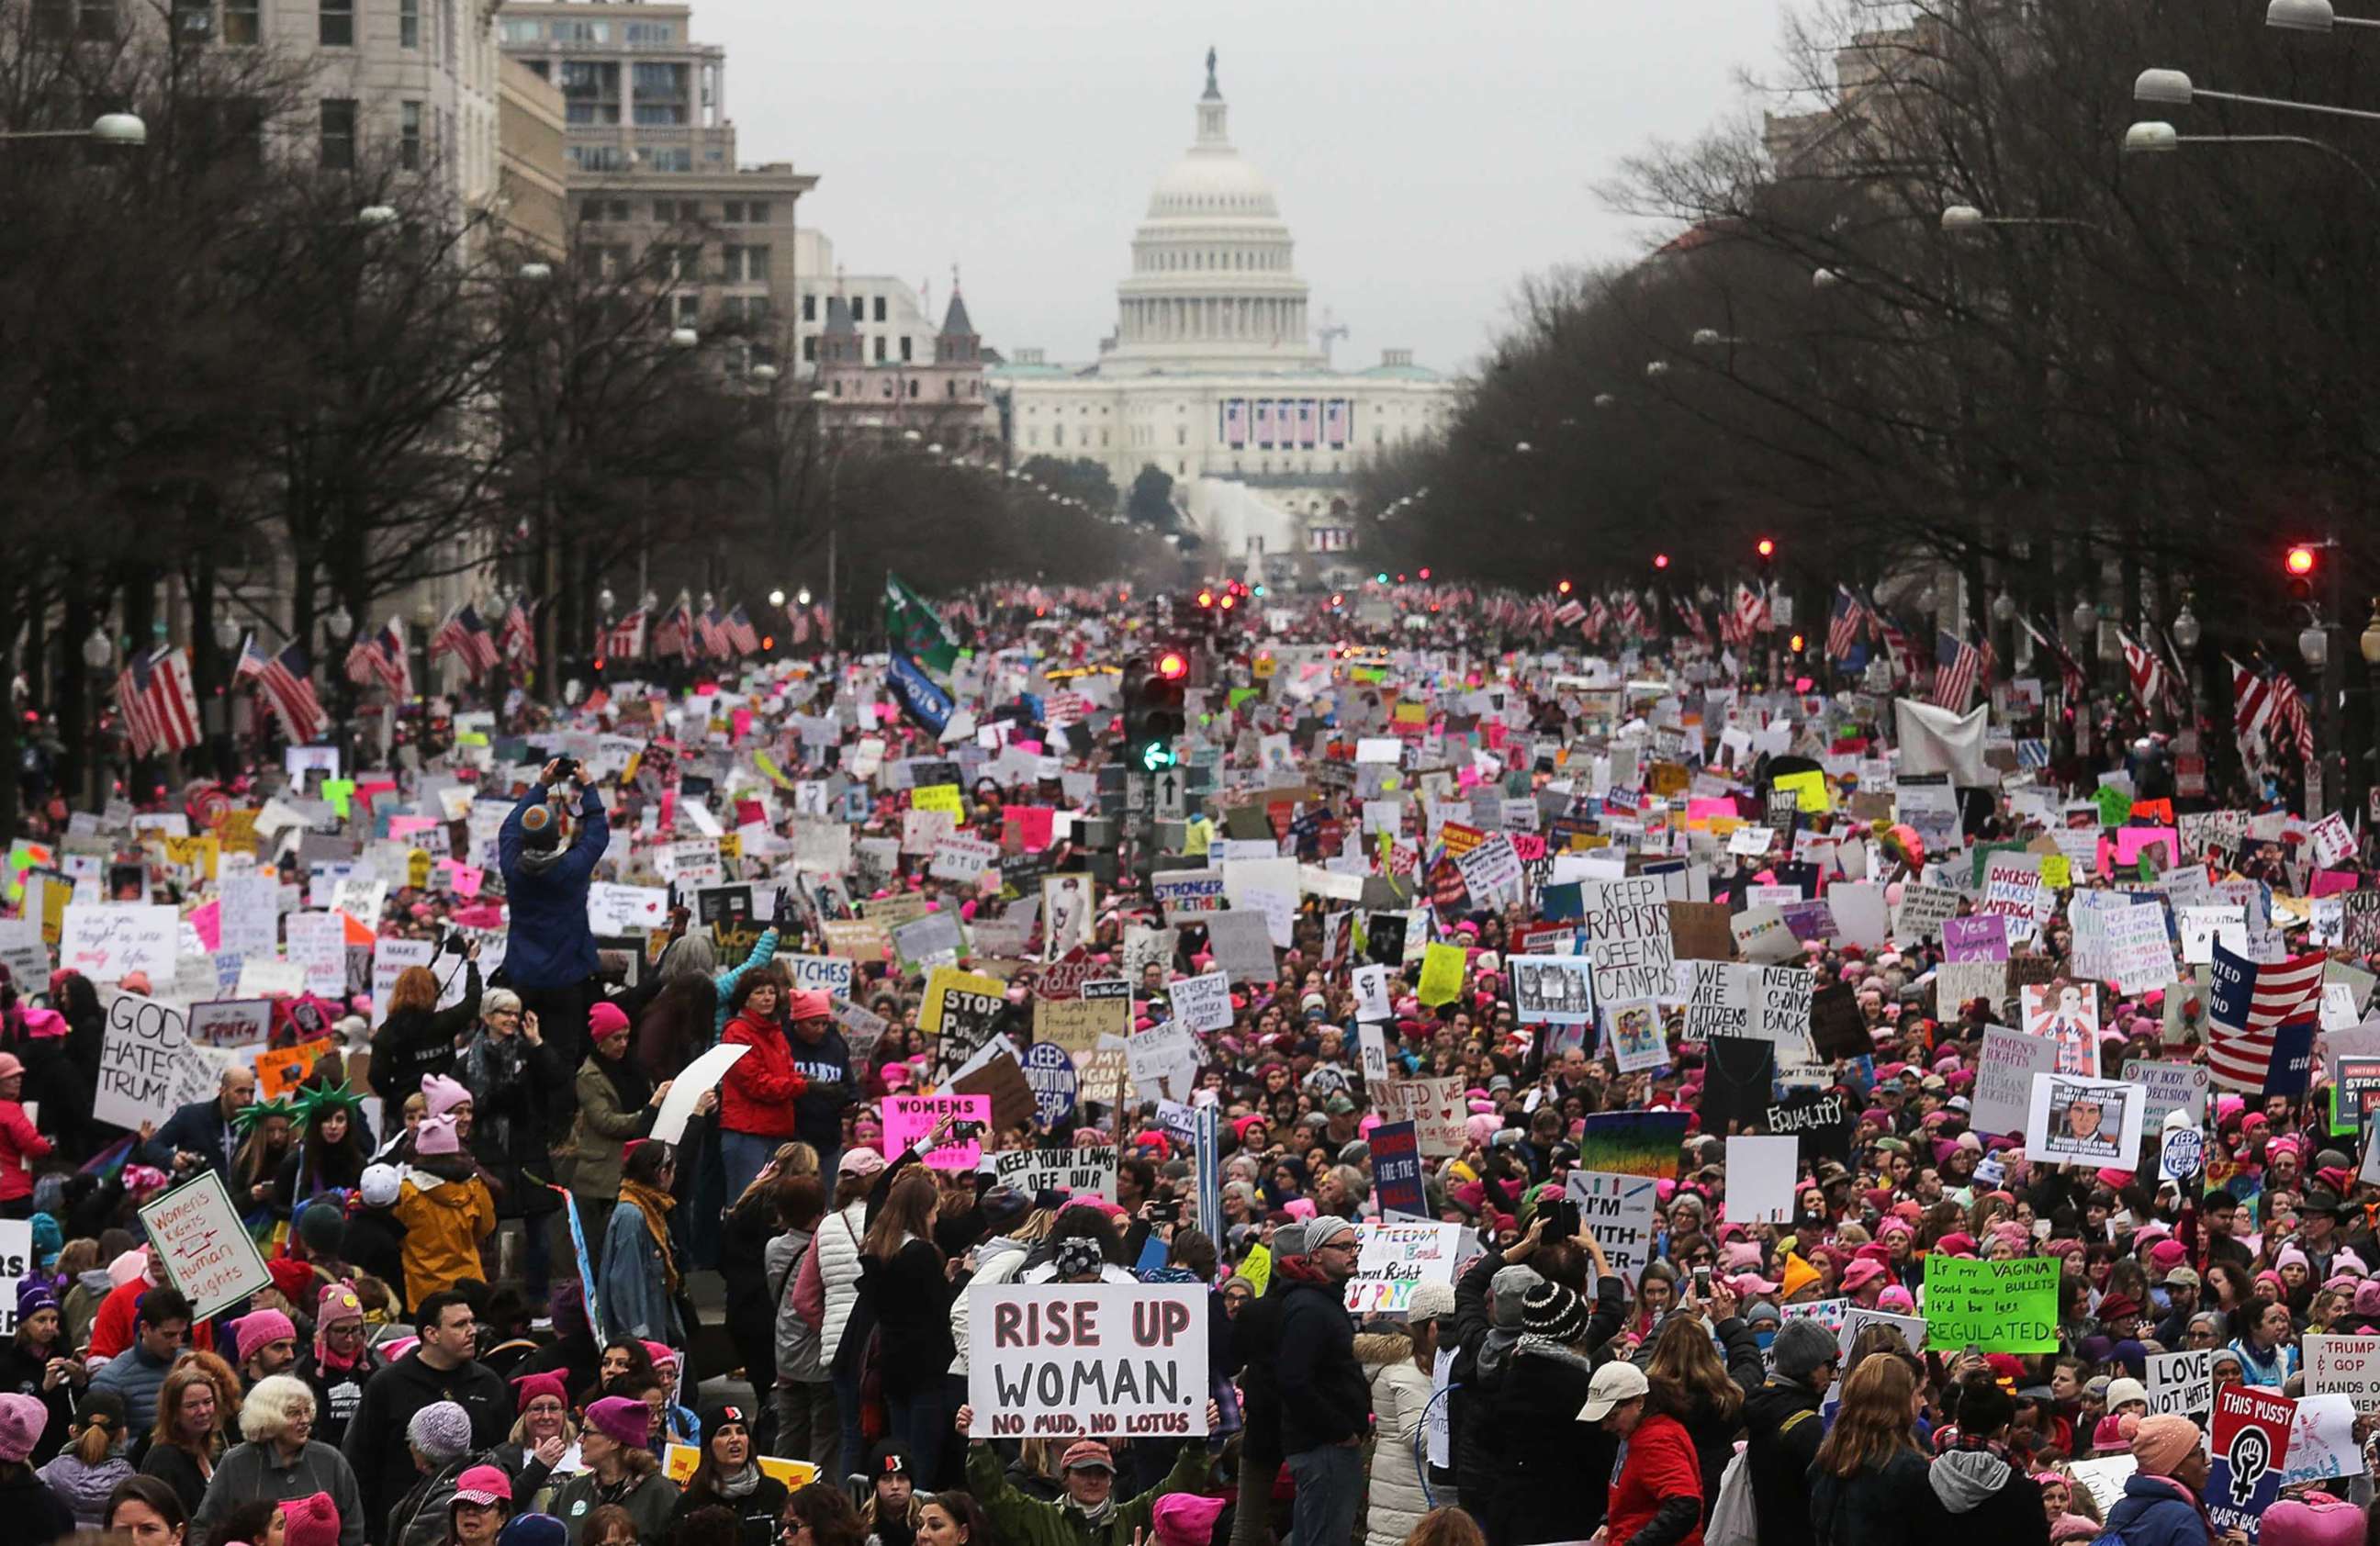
1126,773,1152,814
1154,767,1186,821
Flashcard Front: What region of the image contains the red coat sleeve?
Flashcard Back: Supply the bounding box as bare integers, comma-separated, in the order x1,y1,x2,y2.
724,1020,808,1104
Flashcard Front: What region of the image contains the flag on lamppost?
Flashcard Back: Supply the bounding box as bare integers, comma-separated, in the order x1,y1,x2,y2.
235,635,328,745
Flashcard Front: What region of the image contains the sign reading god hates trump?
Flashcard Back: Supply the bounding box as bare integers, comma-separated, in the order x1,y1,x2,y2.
966,1283,1210,1439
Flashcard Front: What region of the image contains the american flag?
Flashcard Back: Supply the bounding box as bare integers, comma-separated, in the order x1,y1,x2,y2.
652,603,693,661
695,607,734,659
500,596,538,667
724,604,760,655
2120,631,2169,712
1826,587,1867,661
2023,614,2089,702
429,604,501,678
601,608,647,662
1932,630,1981,711
2230,658,2313,764
2206,940,2326,1092
1873,612,1925,686
116,646,202,757
234,635,327,745
1733,582,1768,638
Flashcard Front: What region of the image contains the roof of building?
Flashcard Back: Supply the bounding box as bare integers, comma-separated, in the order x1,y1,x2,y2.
940,287,975,339
1354,361,1444,380
822,294,857,335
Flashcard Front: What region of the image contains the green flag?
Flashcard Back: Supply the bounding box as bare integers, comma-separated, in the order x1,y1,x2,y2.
883,572,960,675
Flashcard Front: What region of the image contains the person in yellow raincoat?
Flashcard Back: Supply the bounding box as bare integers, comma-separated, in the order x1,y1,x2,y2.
394,1113,496,1306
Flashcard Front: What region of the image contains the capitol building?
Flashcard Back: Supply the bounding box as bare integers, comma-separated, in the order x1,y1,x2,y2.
990,53,1460,588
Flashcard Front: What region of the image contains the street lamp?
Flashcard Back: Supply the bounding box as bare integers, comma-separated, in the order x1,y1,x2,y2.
2271,0,2380,31
1691,329,1742,349
768,588,785,608
2302,625,2330,667
597,586,615,617
1942,203,2103,234
324,603,353,643
1513,441,1533,454
213,614,242,653
517,262,554,283
81,626,112,671
1645,359,1671,377
797,588,812,608
1594,393,1617,409
2136,66,2380,124
669,327,700,349
750,363,780,383
2122,120,2380,196
357,204,400,229
2172,605,2202,653
1812,267,1842,290
0,111,146,144
1992,591,2016,623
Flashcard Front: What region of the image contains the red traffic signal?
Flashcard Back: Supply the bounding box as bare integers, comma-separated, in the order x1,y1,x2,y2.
1756,538,1777,560
1196,588,1215,608
2287,543,2319,600
1653,553,1671,570
1419,567,1431,580
1557,579,1573,595
1156,651,1188,680
2286,545,2318,577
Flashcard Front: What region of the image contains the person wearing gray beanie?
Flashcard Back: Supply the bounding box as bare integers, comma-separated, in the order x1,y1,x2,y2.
388,1401,480,1546
1742,1317,1841,1546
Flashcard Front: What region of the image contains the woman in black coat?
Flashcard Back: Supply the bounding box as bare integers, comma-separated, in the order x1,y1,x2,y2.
1488,1273,1627,1546
454,989,568,1294
366,953,483,1102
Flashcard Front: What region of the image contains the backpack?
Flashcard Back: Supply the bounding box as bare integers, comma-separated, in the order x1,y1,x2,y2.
1707,1440,1757,1546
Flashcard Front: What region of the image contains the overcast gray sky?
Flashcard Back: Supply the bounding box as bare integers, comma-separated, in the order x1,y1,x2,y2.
713,1,1799,375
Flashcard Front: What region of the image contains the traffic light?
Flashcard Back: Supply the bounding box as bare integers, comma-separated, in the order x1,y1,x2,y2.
2287,543,2318,600
1196,588,1215,609
1557,579,1573,596
1653,553,1671,571
1124,650,1187,771
1756,537,1778,567
1789,633,1806,654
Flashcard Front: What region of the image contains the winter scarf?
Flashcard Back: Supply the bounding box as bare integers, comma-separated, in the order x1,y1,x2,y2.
620,1178,682,1295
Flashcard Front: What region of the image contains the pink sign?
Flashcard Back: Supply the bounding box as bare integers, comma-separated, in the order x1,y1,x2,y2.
883,1092,992,1170
2312,869,2362,899
2113,826,2180,871
188,900,220,952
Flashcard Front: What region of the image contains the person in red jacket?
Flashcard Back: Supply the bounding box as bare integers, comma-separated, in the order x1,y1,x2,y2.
1588,1361,1706,1546
0,1054,51,1217
719,969,806,1201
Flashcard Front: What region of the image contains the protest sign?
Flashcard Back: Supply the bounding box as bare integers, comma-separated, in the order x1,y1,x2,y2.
2027,1073,2146,1169
664,1444,818,1491
782,954,857,997
2146,1348,2212,1417
60,902,177,984
1604,1001,1668,1075
1510,955,1596,1024
2122,1059,2210,1134
1764,1091,1852,1161
2277,1394,2363,1489
138,1171,274,1320
2206,1385,2296,1541
1683,960,1750,1043
2306,1333,2380,1405
1565,1170,1659,1282
1578,1111,1690,1179
1971,1025,2057,1138
1367,1120,1428,1218
1357,1024,1392,1087
1170,970,1235,1034
1722,1136,1798,1223
1342,1220,1468,1316
0,1221,28,1336
1020,1042,1079,1126
967,1283,1209,1438
920,965,1005,1046
1379,1076,1466,1158
2021,981,2103,1077
1923,1256,2060,1351
653,1043,748,1145
1035,995,1127,1057
1353,963,1393,1023
1126,1021,1200,1103
885,1092,993,1169
1581,876,1676,1003
189,998,272,1049
990,1145,1117,1200
1836,1306,1927,1356
1754,965,1817,1065
95,990,196,1132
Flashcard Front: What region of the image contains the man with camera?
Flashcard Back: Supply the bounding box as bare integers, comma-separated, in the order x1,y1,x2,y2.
498,757,610,1080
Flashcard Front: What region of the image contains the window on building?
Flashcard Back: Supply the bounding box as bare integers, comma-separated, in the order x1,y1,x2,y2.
624,20,673,41
724,244,768,282
221,0,259,43
831,380,841,398
400,0,419,47
721,201,744,223
634,103,686,126
1101,430,1110,447
1028,430,1040,447
675,295,699,324
498,16,538,40
899,336,913,362
747,201,770,223
646,147,690,172
318,0,352,45
872,336,885,363
399,101,422,169
1177,426,1187,446
802,295,816,321
566,103,620,126
803,336,818,362
568,145,630,172
908,380,918,398
319,97,356,168
552,18,608,41
872,297,887,322
1054,425,1065,448
632,61,687,96
523,59,549,80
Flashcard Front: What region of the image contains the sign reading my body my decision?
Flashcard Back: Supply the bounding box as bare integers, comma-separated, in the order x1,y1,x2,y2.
1921,1255,2061,1352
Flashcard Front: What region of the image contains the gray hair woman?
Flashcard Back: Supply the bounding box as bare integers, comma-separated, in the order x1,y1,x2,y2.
191,1374,365,1545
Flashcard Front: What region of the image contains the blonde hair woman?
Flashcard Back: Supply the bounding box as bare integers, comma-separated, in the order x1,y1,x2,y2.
1809,1354,1932,1546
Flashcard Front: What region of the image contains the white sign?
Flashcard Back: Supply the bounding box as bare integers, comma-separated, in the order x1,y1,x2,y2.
1837,1306,1927,1356
60,902,177,984
138,1170,273,1319
1723,1136,1800,1223
2280,1394,2366,1488
1342,1220,1468,1317
284,912,348,998
2307,1333,2380,1405
587,883,668,934
965,1283,1209,1438
1566,1170,1659,1283
1683,959,1751,1043
95,990,196,1132
216,875,282,958
235,958,308,1000
1357,1024,1392,1085
930,836,1002,885
1353,964,1393,1023
188,999,273,1049
1169,970,1235,1035
652,1042,748,1144
2123,1059,2210,1134
2026,1073,2147,1169
1580,876,1676,1003
1127,1021,1201,1103
1380,1076,1467,1159
1971,1025,2058,1138
783,954,857,997
2147,1348,2212,1417
989,1146,1117,1200
0,1221,30,1336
